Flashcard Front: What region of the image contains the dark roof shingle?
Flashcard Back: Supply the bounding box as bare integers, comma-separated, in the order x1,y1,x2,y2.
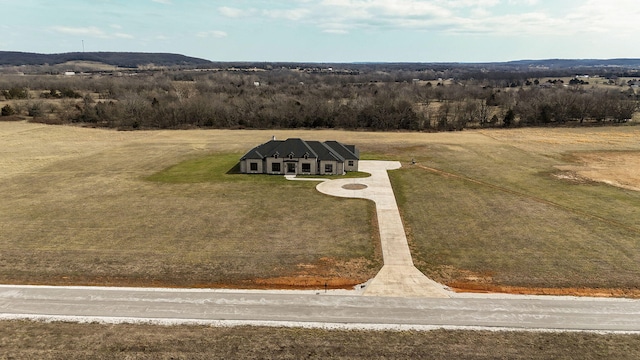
241,138,358,162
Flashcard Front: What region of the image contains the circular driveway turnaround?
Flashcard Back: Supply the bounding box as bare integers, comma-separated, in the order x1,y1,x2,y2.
316,161,450,298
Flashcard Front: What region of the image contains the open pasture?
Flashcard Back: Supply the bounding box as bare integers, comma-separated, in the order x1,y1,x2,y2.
1,121,640,295
390,127,640,295
0,122,381,288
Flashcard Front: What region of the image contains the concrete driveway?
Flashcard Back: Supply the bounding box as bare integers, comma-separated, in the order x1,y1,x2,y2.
315,161,450,298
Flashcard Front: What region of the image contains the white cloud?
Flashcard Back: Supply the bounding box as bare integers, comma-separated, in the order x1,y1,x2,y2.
322,29,349,34
50,26,135,40
263,8,310,21
320,0,451,18
114,33,134,39
471,7,491,17
197,30,228,39
51,26,108,38
507,0,538,4
219,6,247,18
438,0,500,8
152,0,171,4
217,0,640,37
569,0,640,34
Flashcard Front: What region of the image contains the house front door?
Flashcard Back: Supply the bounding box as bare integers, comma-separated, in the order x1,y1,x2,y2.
287,162,296,174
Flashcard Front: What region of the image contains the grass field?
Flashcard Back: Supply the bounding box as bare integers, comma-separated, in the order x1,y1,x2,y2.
2,320,640,359
1,121,640,295
0,122,381,289
389,127,640,295
2,122,640,357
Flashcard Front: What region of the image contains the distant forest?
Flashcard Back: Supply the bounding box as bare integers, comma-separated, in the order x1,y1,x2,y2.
0,52,639,131
0,51,212,68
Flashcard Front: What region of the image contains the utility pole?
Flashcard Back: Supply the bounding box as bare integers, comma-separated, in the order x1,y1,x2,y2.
82,40,85,53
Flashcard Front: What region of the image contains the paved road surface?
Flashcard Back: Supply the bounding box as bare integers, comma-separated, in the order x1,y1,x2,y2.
1,285,639,333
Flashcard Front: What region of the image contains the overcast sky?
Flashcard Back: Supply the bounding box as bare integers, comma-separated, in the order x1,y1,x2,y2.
1,0,639,62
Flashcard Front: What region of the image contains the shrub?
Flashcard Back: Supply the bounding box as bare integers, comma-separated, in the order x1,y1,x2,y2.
1,87,29,99
1,104,15,116
27,102,44,118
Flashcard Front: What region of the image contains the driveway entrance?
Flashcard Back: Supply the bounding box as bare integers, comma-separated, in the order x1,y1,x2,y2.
314,160,450,298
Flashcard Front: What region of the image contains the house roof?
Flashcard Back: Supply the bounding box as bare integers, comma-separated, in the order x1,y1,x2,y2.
324,141,359,160
241,138,358,162
306,141,344,162
241,139,282,160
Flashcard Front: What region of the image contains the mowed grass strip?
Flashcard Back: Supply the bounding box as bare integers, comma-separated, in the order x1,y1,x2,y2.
3,320,640,359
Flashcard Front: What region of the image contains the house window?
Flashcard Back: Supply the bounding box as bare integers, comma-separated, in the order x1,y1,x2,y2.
302,163,311,173
250,162,258,171
348,160,354,167
272,162,281,172
324,164,333,173
288,153,294,159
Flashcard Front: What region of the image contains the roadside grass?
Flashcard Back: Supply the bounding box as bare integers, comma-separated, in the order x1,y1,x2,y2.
3,320,640,359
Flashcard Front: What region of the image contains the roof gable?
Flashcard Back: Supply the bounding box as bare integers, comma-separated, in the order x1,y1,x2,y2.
241,139,282,160
273,138,317,159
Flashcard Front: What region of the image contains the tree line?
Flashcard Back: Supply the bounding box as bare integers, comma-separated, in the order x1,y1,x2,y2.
1,69,638,130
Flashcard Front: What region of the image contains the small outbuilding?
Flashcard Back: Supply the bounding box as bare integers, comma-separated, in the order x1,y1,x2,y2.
240,138,359,175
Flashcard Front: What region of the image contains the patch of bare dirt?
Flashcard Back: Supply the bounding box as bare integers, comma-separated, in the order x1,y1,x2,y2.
448,282,640,298
236,257,378,290
251,276,361,289
0,256,376,290
436,266,640,298
557,151,640,191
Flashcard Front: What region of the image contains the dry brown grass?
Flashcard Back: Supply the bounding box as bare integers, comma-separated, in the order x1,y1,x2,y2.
557,151,640,191
2,320,640,359
390,126,640,293
2,122,640,294
0,122,382,288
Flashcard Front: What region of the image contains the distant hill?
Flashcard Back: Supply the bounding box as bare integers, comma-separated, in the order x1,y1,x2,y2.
502,58,640,69
0,51,213,68
1,51,639,74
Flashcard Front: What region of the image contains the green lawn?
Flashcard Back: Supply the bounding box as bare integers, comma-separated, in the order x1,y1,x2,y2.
145,153,286,184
